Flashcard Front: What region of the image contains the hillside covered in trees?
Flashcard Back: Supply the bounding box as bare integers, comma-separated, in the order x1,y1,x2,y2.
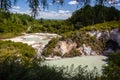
67,5,120,28
0,5,120,38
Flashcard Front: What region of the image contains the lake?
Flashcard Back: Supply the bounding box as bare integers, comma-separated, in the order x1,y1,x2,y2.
45,55,107,73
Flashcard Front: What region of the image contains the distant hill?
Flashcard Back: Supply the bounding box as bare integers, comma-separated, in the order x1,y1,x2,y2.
67,5,120,29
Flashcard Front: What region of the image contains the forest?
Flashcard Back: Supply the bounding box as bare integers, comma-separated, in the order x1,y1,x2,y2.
0,1,120,80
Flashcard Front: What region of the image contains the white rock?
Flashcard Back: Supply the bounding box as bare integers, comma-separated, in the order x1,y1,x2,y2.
54,41,77,55
82,44,96,55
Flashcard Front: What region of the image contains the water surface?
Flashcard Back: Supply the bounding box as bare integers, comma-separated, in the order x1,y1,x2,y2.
45,55,107,72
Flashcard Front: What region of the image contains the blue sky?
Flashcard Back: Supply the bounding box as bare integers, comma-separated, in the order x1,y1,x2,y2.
10,0,120,19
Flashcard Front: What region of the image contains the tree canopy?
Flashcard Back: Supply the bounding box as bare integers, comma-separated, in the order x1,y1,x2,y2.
67,5,120,28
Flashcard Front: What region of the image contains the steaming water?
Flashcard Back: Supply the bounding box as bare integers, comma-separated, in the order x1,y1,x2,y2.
45,55,107,72
22,35,50,44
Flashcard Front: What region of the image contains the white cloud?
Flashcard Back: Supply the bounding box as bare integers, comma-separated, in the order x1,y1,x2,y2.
56,0,60,3
108,0,120,4
19,10,31,15
115,3,120,6
10,6,24,14
10,9,31,15
12,6,20,9
37,11,72,20
108,0,120,7
68,1,78,5
10,8,71,20
49,3,53,5
58,10,70,14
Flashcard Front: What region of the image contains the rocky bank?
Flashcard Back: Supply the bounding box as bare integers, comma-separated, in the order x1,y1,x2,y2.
3,28,120,59
46,28,120,57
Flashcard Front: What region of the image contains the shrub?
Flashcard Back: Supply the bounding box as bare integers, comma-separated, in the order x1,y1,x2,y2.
0,40,36,62
42,38,59,57
102,50,120,80
63,48,81,57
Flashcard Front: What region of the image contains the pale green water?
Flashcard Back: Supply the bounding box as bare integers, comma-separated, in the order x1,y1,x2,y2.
45,56,107,72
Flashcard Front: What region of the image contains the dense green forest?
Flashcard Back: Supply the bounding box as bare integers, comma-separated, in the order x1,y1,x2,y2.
0,9,72,38
0,9,34,38
67,5,120,28
0,4,120,80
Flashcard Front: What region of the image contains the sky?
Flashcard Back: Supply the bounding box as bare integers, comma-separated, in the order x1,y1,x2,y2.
10,0,120,20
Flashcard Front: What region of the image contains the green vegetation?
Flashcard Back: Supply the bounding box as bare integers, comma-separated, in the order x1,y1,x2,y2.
0,3,120,80
0,10,73,38
31,5,119,35
0,5,120,39
102,50,120,80
0,40,36,62
67,5,120,29
0,41,100,80
28,19,73,34
0,10,34,38
62,21,120,54
42,38,59,57
64,48,81,57
81,21,120,31
0,40,120,80
0,55,100,80
43,21,120,57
